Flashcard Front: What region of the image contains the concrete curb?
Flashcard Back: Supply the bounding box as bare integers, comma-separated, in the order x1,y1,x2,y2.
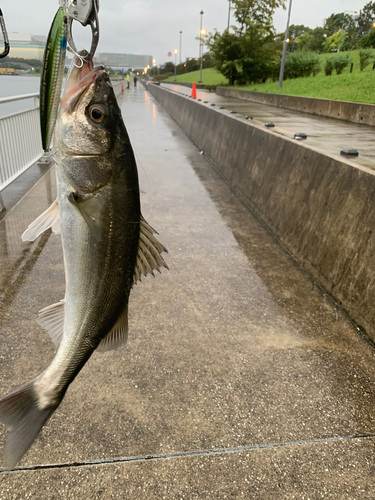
147,82,375,342
216,87,375,127
161,81,207,90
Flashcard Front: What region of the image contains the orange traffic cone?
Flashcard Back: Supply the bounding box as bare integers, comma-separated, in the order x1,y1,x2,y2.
191,82,197,99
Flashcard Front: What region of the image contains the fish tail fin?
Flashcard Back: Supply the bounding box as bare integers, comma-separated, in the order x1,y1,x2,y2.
0,378,58,468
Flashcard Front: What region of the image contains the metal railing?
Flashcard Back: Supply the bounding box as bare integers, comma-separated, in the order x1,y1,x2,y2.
0,93,43,210
0,80,125,212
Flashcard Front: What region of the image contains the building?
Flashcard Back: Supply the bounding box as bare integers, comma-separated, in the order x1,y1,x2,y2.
94,53,153,69
5,33,46,60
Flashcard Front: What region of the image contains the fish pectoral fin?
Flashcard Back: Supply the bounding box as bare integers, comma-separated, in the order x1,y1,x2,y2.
68,192,101,243
97,305,129,353
21,200,61,242
37,299,65,346
133,215,169,285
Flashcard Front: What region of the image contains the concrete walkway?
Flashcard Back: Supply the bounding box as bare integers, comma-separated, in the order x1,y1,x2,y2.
162,83,375,172
1,84,375,498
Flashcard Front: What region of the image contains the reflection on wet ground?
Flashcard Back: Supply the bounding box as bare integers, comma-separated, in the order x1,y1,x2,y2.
163,83,375,170
1,83,375,497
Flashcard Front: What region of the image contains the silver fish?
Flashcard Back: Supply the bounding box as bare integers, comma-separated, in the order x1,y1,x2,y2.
0,59,167,468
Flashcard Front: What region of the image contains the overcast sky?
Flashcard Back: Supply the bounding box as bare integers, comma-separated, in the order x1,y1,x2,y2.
0,0,371,66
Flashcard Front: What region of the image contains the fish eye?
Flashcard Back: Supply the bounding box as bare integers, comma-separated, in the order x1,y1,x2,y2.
88,105,106,124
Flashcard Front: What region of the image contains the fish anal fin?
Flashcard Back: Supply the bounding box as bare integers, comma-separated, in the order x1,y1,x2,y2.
21,200,61,242
37,300,65,346
133,216,168,285
97,305,129,353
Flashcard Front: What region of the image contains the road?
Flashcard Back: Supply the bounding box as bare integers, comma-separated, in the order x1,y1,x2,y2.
1,83,375,498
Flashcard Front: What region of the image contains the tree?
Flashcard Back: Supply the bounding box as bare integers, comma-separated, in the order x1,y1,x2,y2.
323,12,356,37
361,28,375,48
356,1,375,37
307,27,326,53
286,24,312,52
296,33,313,51
207,20,277,85
324,29,349,52
231,0,286,30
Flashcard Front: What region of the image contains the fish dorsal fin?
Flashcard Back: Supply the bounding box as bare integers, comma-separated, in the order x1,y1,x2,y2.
37,299,129,353
133,215,169,285
22,200,61,242
97,305,129,353
37,299,65,346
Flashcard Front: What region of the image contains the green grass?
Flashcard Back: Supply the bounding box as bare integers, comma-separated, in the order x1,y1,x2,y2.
165,50,375,104
164,68,228,85
243,50,375,103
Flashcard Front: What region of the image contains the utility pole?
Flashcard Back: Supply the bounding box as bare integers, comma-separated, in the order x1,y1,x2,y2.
278,0,293,89
179,31,182,64
227,0,231,30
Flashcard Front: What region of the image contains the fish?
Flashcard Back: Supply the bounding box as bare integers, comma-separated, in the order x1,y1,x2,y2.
0,57,168,468
40,7,68,152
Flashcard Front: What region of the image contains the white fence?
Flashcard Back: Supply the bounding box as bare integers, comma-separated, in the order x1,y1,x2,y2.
0,80,125,212
0,94,43,210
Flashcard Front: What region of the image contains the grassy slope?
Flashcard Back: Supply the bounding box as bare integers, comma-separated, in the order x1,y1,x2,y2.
164,68,228,85
164,50,375,104
244,50,375,104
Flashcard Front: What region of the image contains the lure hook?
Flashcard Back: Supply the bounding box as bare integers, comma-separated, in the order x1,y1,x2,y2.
0,8,10,59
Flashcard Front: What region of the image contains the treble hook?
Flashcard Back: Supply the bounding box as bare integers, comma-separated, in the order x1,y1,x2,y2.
0,7,10,59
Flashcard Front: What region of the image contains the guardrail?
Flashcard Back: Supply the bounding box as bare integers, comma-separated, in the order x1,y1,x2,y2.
0,93,43,211
0,80,124,212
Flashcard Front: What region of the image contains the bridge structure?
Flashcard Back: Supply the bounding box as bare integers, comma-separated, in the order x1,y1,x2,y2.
1,81,375,497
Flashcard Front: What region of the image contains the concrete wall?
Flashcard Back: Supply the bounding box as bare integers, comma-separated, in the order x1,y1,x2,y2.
148,83,375,341
217,87,375,127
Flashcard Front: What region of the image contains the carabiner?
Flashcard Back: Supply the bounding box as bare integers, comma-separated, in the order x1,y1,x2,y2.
0,8,10,59
63,0,99,61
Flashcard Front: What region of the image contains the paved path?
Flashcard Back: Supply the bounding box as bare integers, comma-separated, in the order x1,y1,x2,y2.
1,84,375,498
162,83,375,171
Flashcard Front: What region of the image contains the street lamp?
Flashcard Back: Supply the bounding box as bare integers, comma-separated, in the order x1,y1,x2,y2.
278,0,293,89
199,10,204,60
199,28,207,83
174,49,178,81
179,31,182,64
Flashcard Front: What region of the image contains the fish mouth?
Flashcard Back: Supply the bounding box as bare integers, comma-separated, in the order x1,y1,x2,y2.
61,54,106,113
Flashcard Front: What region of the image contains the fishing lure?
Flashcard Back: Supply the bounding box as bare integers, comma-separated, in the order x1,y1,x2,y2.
39,7,68,152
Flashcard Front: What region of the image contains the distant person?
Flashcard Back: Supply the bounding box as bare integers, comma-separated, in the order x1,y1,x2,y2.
126,74,130,89
134,76,137,87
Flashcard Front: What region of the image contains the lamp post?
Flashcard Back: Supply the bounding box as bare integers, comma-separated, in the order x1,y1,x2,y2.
174,49,178,81
199,10,204,59
199,28,207,83
153,58,156,78
179,31,182,64
278,0,293,89
227,0,231,30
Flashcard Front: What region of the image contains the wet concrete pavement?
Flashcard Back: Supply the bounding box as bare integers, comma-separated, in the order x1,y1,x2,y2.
163,83,375,172
1,84,375,498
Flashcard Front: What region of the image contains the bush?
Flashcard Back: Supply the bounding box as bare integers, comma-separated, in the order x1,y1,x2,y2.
333,54,350,75
324,58,334,76
359,49,373,71
284,51,321,79
155,72,174,81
